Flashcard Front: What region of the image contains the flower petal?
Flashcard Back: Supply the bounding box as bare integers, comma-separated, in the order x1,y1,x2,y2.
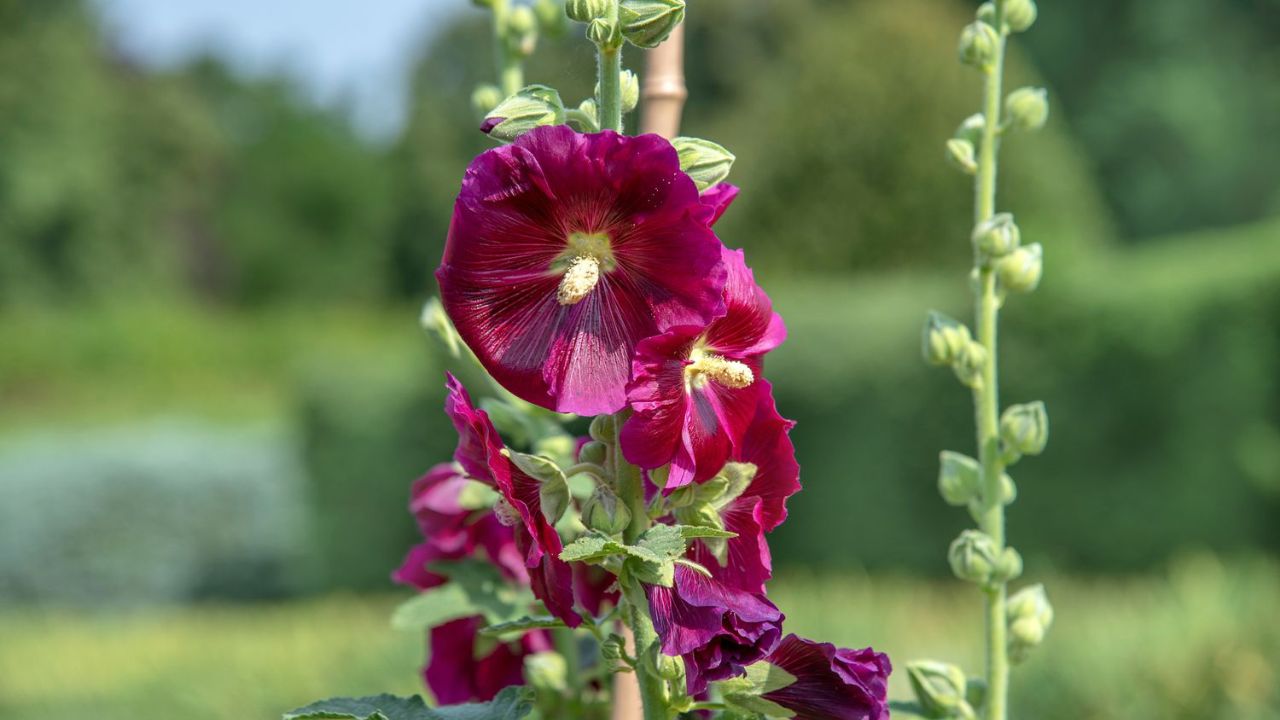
763,635,892,720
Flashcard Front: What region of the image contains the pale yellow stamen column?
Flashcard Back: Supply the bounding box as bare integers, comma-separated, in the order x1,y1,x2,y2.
685,352,754,390
557,256,601,305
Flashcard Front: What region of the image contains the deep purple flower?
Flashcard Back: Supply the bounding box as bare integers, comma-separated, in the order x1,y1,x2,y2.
426,616,553,705
645,565,784,694
687,391,801,593
442,373,580,627
762,635,892,720
438,125,728,416
621,248,786,489
700,183,740,226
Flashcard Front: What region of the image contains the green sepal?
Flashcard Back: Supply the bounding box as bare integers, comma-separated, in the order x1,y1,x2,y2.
618,0,685,48
671,136,735,191
483,85,565,143
718,662,799,718
504,449,570,525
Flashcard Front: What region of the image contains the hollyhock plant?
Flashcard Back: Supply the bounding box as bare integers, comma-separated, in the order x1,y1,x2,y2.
437,124,727,417
699,183,740,226
762,635,891,720
644,565,784,695
443,373,580,627
621,247,786,488
426,616,553,705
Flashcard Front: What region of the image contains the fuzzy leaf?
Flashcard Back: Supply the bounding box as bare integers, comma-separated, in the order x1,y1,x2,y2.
392,561,533,631
284,687,534,720
479,615,568,638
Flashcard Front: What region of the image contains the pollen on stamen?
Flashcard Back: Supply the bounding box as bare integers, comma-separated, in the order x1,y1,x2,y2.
687,354,755,390
557,255,601,305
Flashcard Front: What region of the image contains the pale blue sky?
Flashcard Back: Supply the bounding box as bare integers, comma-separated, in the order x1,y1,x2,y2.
93,0,466,137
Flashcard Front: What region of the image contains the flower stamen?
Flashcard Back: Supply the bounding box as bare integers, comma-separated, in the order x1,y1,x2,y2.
557,255,601,305
685,352,755,390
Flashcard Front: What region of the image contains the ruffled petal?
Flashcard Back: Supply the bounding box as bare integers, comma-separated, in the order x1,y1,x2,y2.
763,635,892,720
733,384,801,532
699,183,740,226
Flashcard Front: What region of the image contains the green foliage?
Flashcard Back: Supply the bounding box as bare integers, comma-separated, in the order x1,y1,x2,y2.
390,561,535,631
284,687,534,720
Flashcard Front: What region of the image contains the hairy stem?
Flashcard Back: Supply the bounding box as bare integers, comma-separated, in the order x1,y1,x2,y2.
597,2,624,132
972,5,1009,720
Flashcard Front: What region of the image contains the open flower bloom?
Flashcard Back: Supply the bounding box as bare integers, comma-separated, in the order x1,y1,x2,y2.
443,373,580,627
438,125,727,416
687,391,801,594
426,616,552,705
393,462,526,590
762,635,892,720
645,565,784,695
621,248,786,489
699,183,740,226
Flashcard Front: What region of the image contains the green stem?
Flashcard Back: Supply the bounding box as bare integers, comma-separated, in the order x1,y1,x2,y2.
596,3,624,132
972,5,1009,720
491,0,523,97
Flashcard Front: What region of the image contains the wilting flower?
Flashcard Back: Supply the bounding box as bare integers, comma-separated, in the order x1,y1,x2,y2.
762,635,892,720
646,565,784,694
393,462,526,590
426,616,553,704
699,183,740,226
443,373,580,627
438,125,727,416
621,248,786,489
687,392,801,593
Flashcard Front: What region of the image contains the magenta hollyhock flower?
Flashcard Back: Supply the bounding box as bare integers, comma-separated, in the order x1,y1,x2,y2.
426,616,553,705
645,565,784,694
687,392,801,594
699,183,740,226
437,125,728,416
621,248,786,489
443,373,580,627
762,635,892,720
392,463,526,590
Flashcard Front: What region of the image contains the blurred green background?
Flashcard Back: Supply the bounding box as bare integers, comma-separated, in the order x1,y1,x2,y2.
2,0,1279,718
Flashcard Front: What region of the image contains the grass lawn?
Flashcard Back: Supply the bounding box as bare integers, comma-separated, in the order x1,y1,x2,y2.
1,556,1276,720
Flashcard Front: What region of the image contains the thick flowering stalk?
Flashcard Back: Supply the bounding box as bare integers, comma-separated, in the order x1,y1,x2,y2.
917,1,1054,720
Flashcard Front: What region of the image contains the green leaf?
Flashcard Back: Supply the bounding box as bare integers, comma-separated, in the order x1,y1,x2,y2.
636,524,687,559
392,560,535,631
886,700,936,719
391,585,474,631
626,556,674,587
559,533,662,564
284,687,535,720
722,694,795,718
478,615,568,638
674,525,737,540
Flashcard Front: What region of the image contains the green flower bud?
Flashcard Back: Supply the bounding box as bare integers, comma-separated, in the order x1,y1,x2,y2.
953,341,989,390
922,311,972,367
671,136,735,191
906,660,973,720
1000,401,1049,456
649,464,670,490
471,84,504,118
576,98,599,129
1005,87,1049,131
619,0,685,49
507,6,539,57
958,21,1000,69
938,451,982,507
583,485,632,535
1004,0,1038,33
565,0,608,22
948,530,998,585
419,297,462,358
945,138,977,175
996,243,1042,294
656,652,686,681
586,17,619,48
524,651,568,691
976,2,997,27
578,440,608,467
972,213,1020,258
1007,584,1053,662
534,0,568,37
1000,472,1017,505
992,546,1023,583
595,70,640,114
482,85,565,143
955,113,987,147
588,414,617,444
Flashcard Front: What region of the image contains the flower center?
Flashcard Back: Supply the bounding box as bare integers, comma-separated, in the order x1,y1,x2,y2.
553,231,616,306
685,348,755,391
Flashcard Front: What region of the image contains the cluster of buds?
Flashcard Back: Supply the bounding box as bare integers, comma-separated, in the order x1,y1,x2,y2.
469,0,569,118
567,0,685,49
948,530,1022,589
1007,584,1054,662
922,311,988,389
906,660,987,720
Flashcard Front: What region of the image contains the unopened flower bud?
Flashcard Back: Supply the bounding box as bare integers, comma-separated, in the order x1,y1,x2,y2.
907,660,973,720
576,98,599,129
992,546,1023,583
583,486,632,535
619,0,685,49
1005,87,1049,131
973,213,1020,258
471,84,503,118
1000,472,1017,505
953,341,988,390
655,652,685,681
578,440,608,467
534,0,567,37
922,311,971,367
955,113,986,147
596,70,640,114
1004,0,1038,33
958,21,999,69
671,136,735,191
976,2,997,27
1001,401,1049,456
589,414,617,444
482,85,564,142
586,17,618,48
1007,584,1053,662
938,451,981,506
524,651,568,691
507,6,539,57
565,0,608,22
949,530,999,585
996,243,1042,293
946,138,977,175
